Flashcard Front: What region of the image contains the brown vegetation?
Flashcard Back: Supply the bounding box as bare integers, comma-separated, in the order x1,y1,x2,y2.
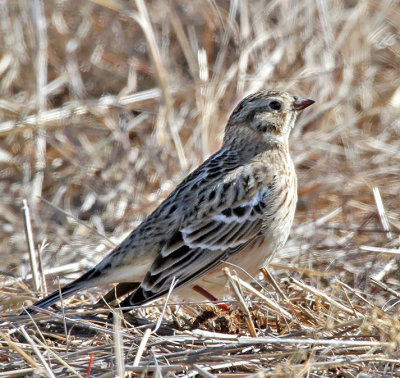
1,0,400,376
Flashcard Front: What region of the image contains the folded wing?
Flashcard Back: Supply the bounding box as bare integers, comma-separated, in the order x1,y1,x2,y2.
123,168,273,306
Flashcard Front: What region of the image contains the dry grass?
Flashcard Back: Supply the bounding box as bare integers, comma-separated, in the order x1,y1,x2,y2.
1,0,400,376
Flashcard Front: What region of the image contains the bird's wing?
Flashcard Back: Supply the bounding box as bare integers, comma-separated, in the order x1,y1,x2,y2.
24,151,274,314
124,161,275,305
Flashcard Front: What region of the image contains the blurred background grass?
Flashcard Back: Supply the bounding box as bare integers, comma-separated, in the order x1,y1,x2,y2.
1,0,400,374
1,0,400,309
1,0,400,304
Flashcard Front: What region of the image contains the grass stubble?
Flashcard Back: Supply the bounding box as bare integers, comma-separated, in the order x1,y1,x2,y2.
1,0,400,376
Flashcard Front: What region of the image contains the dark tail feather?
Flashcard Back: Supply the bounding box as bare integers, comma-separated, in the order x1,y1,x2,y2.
21,269,94,315
98,282,140,306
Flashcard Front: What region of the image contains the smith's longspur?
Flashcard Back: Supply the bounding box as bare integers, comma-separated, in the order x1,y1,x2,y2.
24,90,314,315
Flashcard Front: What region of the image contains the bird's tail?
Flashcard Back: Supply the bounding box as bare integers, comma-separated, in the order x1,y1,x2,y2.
21,269,95,315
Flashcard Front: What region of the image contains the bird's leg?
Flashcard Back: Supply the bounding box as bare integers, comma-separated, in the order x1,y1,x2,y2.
192,285,230,311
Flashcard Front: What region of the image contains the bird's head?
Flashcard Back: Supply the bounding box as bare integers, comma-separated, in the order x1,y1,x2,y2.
225,90,314,146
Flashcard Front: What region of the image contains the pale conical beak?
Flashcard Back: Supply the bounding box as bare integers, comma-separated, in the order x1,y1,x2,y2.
293,97,315,111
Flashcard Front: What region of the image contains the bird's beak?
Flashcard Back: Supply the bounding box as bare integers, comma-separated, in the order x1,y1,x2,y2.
293,97,315,111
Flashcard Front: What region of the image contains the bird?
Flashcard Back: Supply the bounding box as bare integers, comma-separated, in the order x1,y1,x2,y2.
23,90,314,315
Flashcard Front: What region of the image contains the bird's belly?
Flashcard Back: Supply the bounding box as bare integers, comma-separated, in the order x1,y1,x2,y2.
175,227,291,302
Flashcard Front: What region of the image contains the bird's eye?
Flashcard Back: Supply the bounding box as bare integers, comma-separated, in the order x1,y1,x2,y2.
269,101,282,110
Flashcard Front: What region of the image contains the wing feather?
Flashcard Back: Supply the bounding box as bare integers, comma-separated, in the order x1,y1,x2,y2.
124,171,273,305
